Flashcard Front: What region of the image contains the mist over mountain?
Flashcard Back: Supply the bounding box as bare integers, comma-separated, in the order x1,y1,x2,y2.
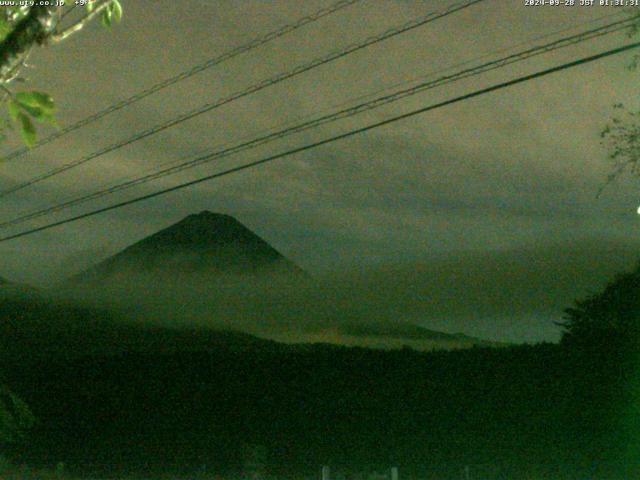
47,211,491,350
7,212,640,347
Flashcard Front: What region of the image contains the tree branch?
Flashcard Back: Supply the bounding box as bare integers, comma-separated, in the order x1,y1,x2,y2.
0,6,59,83
50,0,113,44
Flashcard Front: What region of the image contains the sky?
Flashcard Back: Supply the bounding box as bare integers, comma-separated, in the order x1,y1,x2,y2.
0,0,640,342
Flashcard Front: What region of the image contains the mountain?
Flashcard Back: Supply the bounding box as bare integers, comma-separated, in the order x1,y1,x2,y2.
59,211,493,351
0,293,278,361
68,211,306,286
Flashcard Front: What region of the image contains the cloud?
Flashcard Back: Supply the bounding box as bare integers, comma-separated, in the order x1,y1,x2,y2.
0,1,637,343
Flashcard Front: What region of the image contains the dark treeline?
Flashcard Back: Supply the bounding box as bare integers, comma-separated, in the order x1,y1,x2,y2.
0,262,639,479
0,334,636,479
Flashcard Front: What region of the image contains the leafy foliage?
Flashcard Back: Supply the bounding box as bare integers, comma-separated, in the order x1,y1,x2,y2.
0,2,124,149
599,10,640,189
0,19,12,44
0,6,31,43
6,91,56,148
598,103,640,195
624,8,640,71
86,0,123,28
101,0,123,28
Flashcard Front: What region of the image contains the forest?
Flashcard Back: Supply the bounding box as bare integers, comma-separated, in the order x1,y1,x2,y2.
0,263,637,480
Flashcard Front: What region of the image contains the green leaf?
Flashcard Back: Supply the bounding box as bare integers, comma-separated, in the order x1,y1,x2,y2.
101,1,123,29
101,8,112,28
17,112,36,148
0,18,12,43
12,91,56,125
15,103,42,119
15,91,54,115
111,0,123,23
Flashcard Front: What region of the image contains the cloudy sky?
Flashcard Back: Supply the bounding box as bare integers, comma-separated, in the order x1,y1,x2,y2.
1,0,640,342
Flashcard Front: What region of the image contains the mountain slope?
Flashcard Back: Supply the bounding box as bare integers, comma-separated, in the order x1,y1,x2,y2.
58,211,493,351
69,211,305,286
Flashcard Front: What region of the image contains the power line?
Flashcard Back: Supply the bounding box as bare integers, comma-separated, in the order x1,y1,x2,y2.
0,15,632,229
1,39,637,244
0,0,485,198
0,0,363,162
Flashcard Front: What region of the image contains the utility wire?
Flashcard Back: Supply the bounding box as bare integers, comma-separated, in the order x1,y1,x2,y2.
82,10,630,184
0,0,363,162
0,0,485,198
0,16,632,229
0,40,637,243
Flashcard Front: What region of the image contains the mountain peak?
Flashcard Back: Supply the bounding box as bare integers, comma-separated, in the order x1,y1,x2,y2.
197,210,227,217
185,210,234,222
69,212,305,285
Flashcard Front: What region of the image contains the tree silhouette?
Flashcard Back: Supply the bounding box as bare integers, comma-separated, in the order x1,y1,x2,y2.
560,263,640,477
560,263,640,349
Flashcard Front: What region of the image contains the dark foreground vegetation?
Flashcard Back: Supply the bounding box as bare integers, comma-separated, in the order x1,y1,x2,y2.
0,264,638,479
3,341,638,479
